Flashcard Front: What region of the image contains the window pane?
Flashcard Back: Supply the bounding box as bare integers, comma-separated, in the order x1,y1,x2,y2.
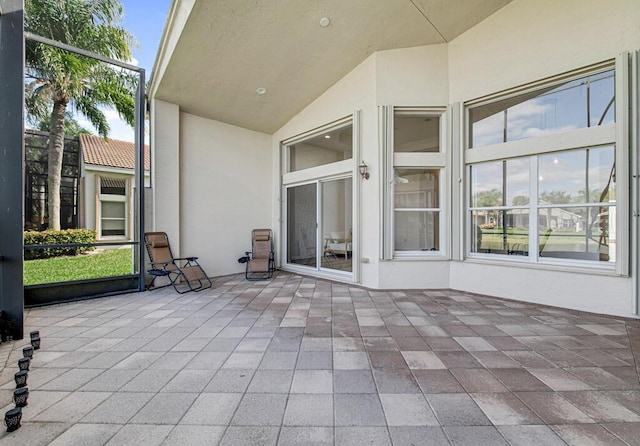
470,70,615,148
321,178,352,272
394,115,439,152
102,201,126,219
589,75,615,126
288,125,352,172
287,184,317,267
539,150,585,204
471,162,503,207
101,219,126,237
395,169,439,208
506,158,530,206
395,211,439,251
539,206,613,262
471,210,529,255
469,111,504,148
588,146,615,203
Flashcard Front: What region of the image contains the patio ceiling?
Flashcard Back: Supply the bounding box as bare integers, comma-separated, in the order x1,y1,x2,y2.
153,0,512,134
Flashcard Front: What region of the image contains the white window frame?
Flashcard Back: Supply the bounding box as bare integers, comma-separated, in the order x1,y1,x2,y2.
280,113,361,283
96,176,130,240
463,57,629,275
381,106,448,259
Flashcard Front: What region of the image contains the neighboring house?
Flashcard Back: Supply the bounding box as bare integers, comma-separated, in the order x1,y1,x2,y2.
79,134,150,241
148,0,639,318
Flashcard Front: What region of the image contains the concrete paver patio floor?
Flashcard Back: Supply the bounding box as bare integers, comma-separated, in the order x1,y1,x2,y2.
0,272,639,445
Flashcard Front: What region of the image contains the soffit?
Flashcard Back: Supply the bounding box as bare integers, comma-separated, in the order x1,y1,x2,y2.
154,0,512,134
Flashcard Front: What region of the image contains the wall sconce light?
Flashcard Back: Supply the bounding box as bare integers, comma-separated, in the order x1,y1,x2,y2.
359,161,370,180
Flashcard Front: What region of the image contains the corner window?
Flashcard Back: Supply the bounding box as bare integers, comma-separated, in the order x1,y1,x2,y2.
466,63,621,268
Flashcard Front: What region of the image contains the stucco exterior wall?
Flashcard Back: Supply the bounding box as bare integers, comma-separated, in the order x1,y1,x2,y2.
448,0,640,103
179,112,272,277
445,0,639,317
151,99,181,254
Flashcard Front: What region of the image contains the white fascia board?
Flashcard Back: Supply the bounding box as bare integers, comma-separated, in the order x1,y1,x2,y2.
149,0,196,98
84,164,150,179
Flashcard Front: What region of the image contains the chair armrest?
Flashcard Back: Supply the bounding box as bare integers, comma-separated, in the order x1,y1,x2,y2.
173,256,198,261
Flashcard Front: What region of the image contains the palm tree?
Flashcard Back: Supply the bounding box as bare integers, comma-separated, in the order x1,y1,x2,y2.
24,0,137,230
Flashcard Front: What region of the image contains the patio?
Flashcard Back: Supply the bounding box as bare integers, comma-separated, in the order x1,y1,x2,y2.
0,272,638,445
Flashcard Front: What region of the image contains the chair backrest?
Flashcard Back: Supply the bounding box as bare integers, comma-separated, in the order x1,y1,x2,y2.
252,229,272,260
145,232,174,264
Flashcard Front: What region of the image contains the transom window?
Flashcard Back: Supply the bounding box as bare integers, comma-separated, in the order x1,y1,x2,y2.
469,70,615,148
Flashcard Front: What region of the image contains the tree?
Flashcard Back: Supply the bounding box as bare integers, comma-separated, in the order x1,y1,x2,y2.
539,190,572,205
29,111,92,136
24,0,137,230
473,188,503,207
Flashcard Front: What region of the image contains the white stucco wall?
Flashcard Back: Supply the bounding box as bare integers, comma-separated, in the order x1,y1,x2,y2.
179,112,272,277
448,0,640,103
273,54,378,284
151,99,181,254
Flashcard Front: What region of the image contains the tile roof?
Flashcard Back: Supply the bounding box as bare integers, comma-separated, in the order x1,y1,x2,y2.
79,134,150,171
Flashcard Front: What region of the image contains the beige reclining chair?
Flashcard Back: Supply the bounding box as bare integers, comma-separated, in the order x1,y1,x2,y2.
145,232,212,293
245,229,275,280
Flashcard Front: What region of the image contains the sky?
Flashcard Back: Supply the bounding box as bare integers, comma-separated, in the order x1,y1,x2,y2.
76,0,173,142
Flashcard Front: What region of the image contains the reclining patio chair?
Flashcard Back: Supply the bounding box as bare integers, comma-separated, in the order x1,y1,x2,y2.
145,232,212,293
243,229,275,281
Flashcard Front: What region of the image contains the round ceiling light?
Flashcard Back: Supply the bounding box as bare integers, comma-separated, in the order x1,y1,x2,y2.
319,17,331,27
256,87,267,95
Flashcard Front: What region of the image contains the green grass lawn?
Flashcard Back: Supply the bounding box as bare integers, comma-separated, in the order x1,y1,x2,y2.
24,247,134,285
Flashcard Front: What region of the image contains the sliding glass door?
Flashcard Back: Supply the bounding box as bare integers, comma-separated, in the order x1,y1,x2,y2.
287,183,317,268
321,178,352,272
286,177,353,275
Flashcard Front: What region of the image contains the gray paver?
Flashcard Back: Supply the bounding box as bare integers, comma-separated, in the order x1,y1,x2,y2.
48,423,121,446
6,272,639,446
129,392,197,424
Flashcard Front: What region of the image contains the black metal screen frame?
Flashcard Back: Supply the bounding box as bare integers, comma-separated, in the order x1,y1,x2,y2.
23,32,147,299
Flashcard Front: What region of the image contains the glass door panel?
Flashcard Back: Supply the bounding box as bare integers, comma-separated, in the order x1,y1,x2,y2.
321,178,352,272
287,184,317,268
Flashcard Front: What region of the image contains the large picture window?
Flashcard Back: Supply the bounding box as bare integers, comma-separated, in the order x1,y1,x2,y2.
466,63,621,268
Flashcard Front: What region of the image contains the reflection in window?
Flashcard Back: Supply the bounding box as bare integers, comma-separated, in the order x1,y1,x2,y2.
538,146,615,262
470,160,530,255
470,70,615,148
539,207,612,262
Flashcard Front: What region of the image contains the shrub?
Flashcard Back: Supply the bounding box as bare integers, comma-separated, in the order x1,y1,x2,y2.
24,229,97,260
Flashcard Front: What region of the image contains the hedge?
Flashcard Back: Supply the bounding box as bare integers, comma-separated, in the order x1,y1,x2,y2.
24,229,97,260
